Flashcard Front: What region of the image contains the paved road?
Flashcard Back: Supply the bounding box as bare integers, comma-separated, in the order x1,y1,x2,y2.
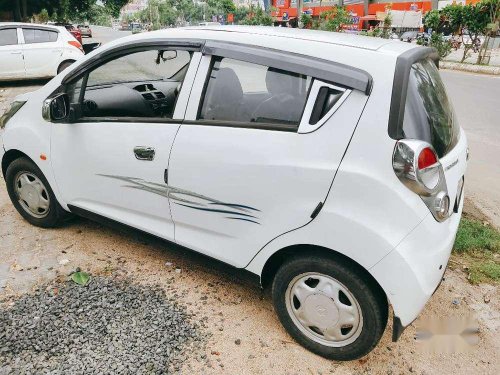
84,25,130,45
441,70,500,227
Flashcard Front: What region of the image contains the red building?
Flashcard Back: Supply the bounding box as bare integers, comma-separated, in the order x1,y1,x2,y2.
271,0,482,30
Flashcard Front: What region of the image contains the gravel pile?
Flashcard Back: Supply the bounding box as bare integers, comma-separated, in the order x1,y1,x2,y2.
0,276,206,374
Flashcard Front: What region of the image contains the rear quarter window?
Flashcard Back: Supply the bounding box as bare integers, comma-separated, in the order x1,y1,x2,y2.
402,58,459,157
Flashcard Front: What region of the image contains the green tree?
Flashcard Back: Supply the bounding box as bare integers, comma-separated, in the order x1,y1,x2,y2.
380,12,392,38
423,9,441,31
234,6,249,23
207,0,235,15
101,0,131,18
423,8,452,60
441,4,464,34
460,3,491,62
239,7,272,26
319,6,350,32
300,13,312,28
36,8,50,23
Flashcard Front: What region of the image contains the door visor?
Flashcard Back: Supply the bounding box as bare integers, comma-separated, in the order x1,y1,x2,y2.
202,40,373,95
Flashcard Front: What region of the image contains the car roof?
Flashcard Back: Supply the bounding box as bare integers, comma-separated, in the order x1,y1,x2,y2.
0,22,60,31
116,26,418,58
87,26,422,77
180,26,413,52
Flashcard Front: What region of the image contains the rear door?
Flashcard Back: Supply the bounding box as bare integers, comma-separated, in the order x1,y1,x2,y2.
21,27,60,78
0,27,25,80
168,53,369,267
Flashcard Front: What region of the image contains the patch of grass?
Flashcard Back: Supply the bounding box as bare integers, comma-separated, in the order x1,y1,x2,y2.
454,218,500,253
452,217,500,284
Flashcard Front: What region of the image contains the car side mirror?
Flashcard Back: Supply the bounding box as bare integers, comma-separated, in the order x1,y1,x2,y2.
156,50,177,64
42,93,69,122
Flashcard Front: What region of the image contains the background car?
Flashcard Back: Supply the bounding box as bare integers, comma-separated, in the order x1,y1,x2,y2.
77,24,92,38
400,30,419,42
0,23,84,81
130,22,143,34
55,23,82,44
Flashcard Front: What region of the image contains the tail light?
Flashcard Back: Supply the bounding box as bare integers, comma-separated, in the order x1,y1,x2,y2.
68,40,84,53
393,140,450,222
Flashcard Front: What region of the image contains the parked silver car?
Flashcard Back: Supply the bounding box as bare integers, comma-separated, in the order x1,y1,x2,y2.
77,24,92,38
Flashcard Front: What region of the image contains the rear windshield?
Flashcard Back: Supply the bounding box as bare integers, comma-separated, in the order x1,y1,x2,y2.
402,58,459,157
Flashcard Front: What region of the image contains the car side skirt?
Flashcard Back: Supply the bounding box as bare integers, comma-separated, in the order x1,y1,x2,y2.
67,204,261,287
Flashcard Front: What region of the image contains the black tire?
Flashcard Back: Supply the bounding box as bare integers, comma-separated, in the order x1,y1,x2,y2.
272,254,388,361
57,60,74,74
5,157,70,228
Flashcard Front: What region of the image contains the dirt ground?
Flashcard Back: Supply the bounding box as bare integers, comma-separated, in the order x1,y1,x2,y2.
1,83,499,375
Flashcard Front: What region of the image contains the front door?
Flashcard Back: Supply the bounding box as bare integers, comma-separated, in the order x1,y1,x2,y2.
168,55,368,267
51,48,200,240
0,28,25,80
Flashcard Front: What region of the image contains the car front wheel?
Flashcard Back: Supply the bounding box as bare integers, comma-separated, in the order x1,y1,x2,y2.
272,254,387,360
5,157,69,228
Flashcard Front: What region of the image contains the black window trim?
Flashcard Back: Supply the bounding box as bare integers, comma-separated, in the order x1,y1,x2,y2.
193,55,311,133
57,42,200,124
388,46,439,140
183,119,297,133
73,116,183,125
62,39,204,85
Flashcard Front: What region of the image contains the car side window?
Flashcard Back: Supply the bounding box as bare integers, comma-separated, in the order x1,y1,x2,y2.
0,28,18,46
66,49,192,120
22,28,58,44
198,57,311,131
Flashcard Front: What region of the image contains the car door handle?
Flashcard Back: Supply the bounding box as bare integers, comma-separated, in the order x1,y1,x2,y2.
10,51,22,55
134,146,155,161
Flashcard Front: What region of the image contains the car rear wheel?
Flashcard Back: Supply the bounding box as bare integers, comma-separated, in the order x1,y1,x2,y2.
5,157,69,228
272,254,387,360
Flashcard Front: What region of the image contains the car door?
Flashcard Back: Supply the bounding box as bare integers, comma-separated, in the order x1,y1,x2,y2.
50,47,201,240
0,27,25,80
21,27,60,78
167,51,370,267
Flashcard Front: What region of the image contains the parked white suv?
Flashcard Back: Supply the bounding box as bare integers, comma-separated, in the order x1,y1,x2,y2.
0,23,84,81
0,26,467,360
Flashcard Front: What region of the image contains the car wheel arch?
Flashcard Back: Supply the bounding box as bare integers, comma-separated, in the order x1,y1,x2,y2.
57,59,76,74
260,244,387,300
1,149,34,178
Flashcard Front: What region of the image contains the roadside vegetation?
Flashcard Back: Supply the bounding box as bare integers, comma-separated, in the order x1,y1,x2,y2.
423,0,499,63
453,216,500,284
2,0,129,25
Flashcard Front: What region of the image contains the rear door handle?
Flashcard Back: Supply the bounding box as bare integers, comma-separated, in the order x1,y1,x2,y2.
10,51,22,55
134,146,155,161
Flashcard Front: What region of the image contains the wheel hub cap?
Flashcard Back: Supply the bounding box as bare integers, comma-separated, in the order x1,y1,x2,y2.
14,172,50,219
285,273,363,347
303,294,339,327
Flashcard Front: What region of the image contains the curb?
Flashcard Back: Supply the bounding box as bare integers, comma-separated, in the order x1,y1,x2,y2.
440,61,500,75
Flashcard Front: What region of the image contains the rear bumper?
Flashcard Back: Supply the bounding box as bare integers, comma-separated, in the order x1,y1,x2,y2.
370,193,463,330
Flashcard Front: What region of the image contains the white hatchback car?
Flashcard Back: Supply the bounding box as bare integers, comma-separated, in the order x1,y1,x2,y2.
0,22,84,81
0,27,467,360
